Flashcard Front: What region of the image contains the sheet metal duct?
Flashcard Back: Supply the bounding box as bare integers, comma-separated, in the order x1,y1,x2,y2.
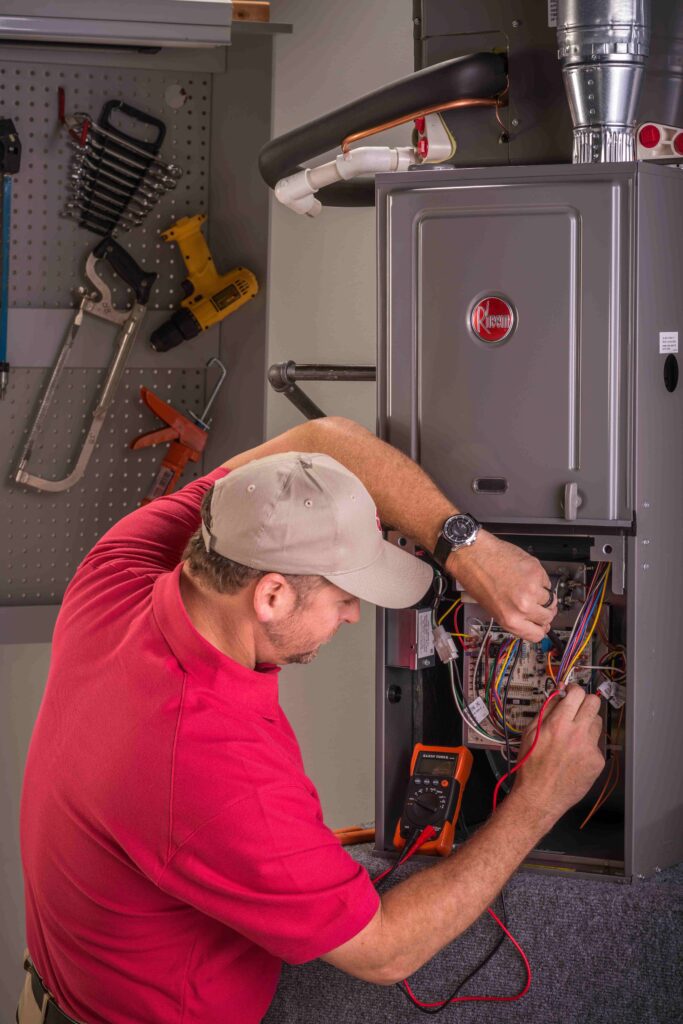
558,0,651,162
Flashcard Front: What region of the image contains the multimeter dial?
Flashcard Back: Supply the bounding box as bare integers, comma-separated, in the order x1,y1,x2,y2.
402,777,458,835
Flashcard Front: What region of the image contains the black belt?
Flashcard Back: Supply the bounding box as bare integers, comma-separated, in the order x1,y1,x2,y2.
22,956,83,1024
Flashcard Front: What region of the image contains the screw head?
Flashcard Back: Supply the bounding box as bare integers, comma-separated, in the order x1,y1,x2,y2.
511,118,520,128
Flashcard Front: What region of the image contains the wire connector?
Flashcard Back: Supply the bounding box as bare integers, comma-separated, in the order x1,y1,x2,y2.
433,624,459,663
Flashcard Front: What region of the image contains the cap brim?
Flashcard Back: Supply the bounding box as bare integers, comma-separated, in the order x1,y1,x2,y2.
322,539,434,609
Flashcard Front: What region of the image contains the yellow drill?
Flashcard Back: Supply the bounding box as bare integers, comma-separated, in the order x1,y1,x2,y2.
150,214,259,352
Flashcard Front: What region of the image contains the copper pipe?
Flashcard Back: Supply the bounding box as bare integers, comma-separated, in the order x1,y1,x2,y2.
341,97,502,153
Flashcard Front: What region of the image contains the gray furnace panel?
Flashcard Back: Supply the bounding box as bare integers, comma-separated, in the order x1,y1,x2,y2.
381,165,634,525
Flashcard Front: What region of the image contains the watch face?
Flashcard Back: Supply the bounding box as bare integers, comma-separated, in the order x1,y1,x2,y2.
443,514,476,545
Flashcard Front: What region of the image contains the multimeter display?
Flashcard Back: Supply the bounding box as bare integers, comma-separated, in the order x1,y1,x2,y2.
415,752,456,776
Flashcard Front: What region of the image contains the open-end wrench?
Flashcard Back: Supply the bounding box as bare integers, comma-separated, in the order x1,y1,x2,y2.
66,198,143,227
61,208,130,235
64,107,181,178
81,136,178,188
69,170,156,212
71,164,163,209
71,189,147,224
72,153,165,199
71,147,170,195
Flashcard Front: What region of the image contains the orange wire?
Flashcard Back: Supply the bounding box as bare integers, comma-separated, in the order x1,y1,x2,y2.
546,652,556,682
579,705,624,830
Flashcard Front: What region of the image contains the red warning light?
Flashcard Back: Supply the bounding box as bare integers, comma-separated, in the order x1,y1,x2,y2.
639,124,661,149
674,132,683,156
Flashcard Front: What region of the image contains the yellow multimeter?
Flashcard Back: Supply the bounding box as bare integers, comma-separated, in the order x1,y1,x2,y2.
394,744,473,857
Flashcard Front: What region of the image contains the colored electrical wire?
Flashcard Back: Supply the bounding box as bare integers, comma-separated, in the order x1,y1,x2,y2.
376,830,530,1014
372,826,436,885
437,598,461,626
398,906,531,1012
492,690,562,811
579,704,625,829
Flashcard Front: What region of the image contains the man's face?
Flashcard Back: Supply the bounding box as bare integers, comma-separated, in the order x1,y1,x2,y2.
262,580,361,665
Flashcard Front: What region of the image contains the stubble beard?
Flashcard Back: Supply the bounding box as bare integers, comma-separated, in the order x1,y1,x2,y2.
263,620,339,666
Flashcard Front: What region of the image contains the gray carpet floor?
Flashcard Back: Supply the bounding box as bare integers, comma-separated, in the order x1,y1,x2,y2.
263,848,683,1024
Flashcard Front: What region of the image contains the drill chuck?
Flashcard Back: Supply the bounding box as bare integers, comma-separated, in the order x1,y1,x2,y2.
150,308,201,352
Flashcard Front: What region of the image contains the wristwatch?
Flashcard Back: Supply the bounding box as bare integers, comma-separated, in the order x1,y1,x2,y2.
433,513,481,567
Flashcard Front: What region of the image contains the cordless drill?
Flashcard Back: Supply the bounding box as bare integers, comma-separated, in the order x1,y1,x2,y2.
150,214,259,352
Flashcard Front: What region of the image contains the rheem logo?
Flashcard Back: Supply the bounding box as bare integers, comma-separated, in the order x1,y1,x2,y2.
469,295,516,343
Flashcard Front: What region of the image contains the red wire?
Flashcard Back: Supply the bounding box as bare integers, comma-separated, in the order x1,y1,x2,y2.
492,690,561,811
372,826,436,883
384,690,563,1010
402,906,532,1007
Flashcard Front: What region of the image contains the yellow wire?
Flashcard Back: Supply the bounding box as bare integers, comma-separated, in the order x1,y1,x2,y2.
450,632,474,639
561,569,610,685
438,598,461,626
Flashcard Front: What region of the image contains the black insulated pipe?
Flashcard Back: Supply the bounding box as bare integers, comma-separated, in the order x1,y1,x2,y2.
258,52,507,207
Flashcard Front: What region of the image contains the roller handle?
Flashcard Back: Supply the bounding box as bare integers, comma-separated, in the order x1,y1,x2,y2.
93,236,157,304
99,100,167,154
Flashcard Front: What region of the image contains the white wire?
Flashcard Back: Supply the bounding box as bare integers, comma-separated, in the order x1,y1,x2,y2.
448,659,508,747
470,617,494,697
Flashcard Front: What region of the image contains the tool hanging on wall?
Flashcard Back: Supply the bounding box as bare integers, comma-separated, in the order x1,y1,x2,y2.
150,214,258,351
0,119,21,399
129,357,227,503
59,94,181,236
14,238,156,492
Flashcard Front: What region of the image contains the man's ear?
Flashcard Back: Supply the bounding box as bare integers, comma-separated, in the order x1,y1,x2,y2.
253,573,296,624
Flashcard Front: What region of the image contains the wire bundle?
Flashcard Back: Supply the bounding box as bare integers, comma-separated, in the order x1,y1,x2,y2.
553,563,610,688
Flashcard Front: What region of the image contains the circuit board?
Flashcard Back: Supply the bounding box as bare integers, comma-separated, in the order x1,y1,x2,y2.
461,623,595,750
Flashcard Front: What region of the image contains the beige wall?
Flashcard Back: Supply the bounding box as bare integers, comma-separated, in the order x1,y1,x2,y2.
267,1,412,826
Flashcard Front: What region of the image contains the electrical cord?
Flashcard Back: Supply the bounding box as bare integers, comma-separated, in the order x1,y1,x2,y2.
395,890,510,1015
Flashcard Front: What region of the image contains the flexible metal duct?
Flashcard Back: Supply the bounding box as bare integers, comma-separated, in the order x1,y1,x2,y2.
557,0,651,162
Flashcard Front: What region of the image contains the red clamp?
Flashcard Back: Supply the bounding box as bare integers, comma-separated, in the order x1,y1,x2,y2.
130,386,208,504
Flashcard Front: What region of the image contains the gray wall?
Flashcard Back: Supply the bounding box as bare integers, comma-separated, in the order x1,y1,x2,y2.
0,2,413,1013
0,645,52,1009
267,0,412,826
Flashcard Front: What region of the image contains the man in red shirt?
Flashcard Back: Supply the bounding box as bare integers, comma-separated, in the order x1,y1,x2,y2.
19,416,603,1024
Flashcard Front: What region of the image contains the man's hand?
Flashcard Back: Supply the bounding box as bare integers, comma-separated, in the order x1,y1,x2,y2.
220,417,557,642
514,684,606,824
448,531,557,642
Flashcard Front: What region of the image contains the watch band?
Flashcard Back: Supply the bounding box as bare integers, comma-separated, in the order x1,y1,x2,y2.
433,513,481,568
434,532,454,568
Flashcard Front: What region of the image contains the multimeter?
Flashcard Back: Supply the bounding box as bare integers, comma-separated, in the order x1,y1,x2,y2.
393,744,473,857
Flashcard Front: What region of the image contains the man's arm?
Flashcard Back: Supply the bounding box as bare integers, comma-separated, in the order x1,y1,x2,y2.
321,686,605,985
222,416,555,641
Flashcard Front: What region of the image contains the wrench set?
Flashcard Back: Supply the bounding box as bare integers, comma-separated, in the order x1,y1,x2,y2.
62,100,183,236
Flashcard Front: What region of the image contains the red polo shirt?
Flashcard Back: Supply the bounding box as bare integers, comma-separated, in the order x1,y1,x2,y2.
20,467,379,1024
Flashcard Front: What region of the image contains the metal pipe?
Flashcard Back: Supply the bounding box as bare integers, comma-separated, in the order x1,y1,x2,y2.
267,360,376,420
557,0,651,162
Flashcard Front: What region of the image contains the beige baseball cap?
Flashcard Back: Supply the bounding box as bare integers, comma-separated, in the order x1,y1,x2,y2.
201,452,434,608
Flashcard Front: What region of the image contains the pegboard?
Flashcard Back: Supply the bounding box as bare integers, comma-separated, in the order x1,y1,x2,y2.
3,59,210,311
3,367,206,604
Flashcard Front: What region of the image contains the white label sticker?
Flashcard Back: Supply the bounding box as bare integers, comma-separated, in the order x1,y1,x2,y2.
417,610,435,659
468,696,490,724
548,0,558,27
659,331,679,354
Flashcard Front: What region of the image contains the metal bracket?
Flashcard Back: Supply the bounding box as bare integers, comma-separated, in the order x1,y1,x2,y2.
267,360,376,420
589,534,626,595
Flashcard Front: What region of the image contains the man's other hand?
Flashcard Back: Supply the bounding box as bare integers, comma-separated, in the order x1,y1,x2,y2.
514,684,606,823
448,531,557,642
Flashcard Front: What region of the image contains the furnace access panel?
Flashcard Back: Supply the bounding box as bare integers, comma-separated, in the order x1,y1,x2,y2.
375,162,683,878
